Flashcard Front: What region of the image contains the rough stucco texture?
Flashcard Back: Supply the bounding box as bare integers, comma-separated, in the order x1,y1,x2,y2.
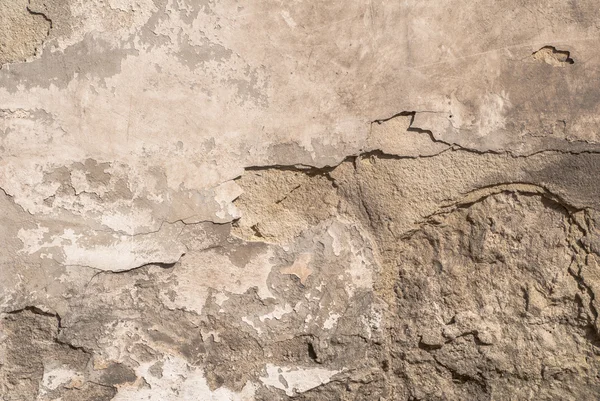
1,0,600,400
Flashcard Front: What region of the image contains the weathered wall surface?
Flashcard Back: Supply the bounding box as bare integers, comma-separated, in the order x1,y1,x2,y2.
1,0,600,400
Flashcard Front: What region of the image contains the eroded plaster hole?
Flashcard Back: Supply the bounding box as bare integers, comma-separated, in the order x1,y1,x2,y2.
532,46,574,67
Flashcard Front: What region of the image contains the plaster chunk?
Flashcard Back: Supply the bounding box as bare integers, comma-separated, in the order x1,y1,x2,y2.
260,364,340,397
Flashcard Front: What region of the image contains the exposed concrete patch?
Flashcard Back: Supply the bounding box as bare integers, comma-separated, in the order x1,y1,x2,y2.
0,0,51,67
0,308,119,400
391,192,596,399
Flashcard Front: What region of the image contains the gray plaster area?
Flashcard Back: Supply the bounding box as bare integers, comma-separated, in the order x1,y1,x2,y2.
2,0,600,399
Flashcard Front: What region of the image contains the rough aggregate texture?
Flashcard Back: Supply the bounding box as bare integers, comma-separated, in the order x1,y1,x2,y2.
2,0,600,400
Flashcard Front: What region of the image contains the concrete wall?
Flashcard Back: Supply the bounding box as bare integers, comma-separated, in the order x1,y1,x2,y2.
1,1,600,399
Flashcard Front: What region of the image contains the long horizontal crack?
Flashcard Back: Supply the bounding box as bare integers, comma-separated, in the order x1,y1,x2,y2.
242,112,600,176
83,256,185,289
